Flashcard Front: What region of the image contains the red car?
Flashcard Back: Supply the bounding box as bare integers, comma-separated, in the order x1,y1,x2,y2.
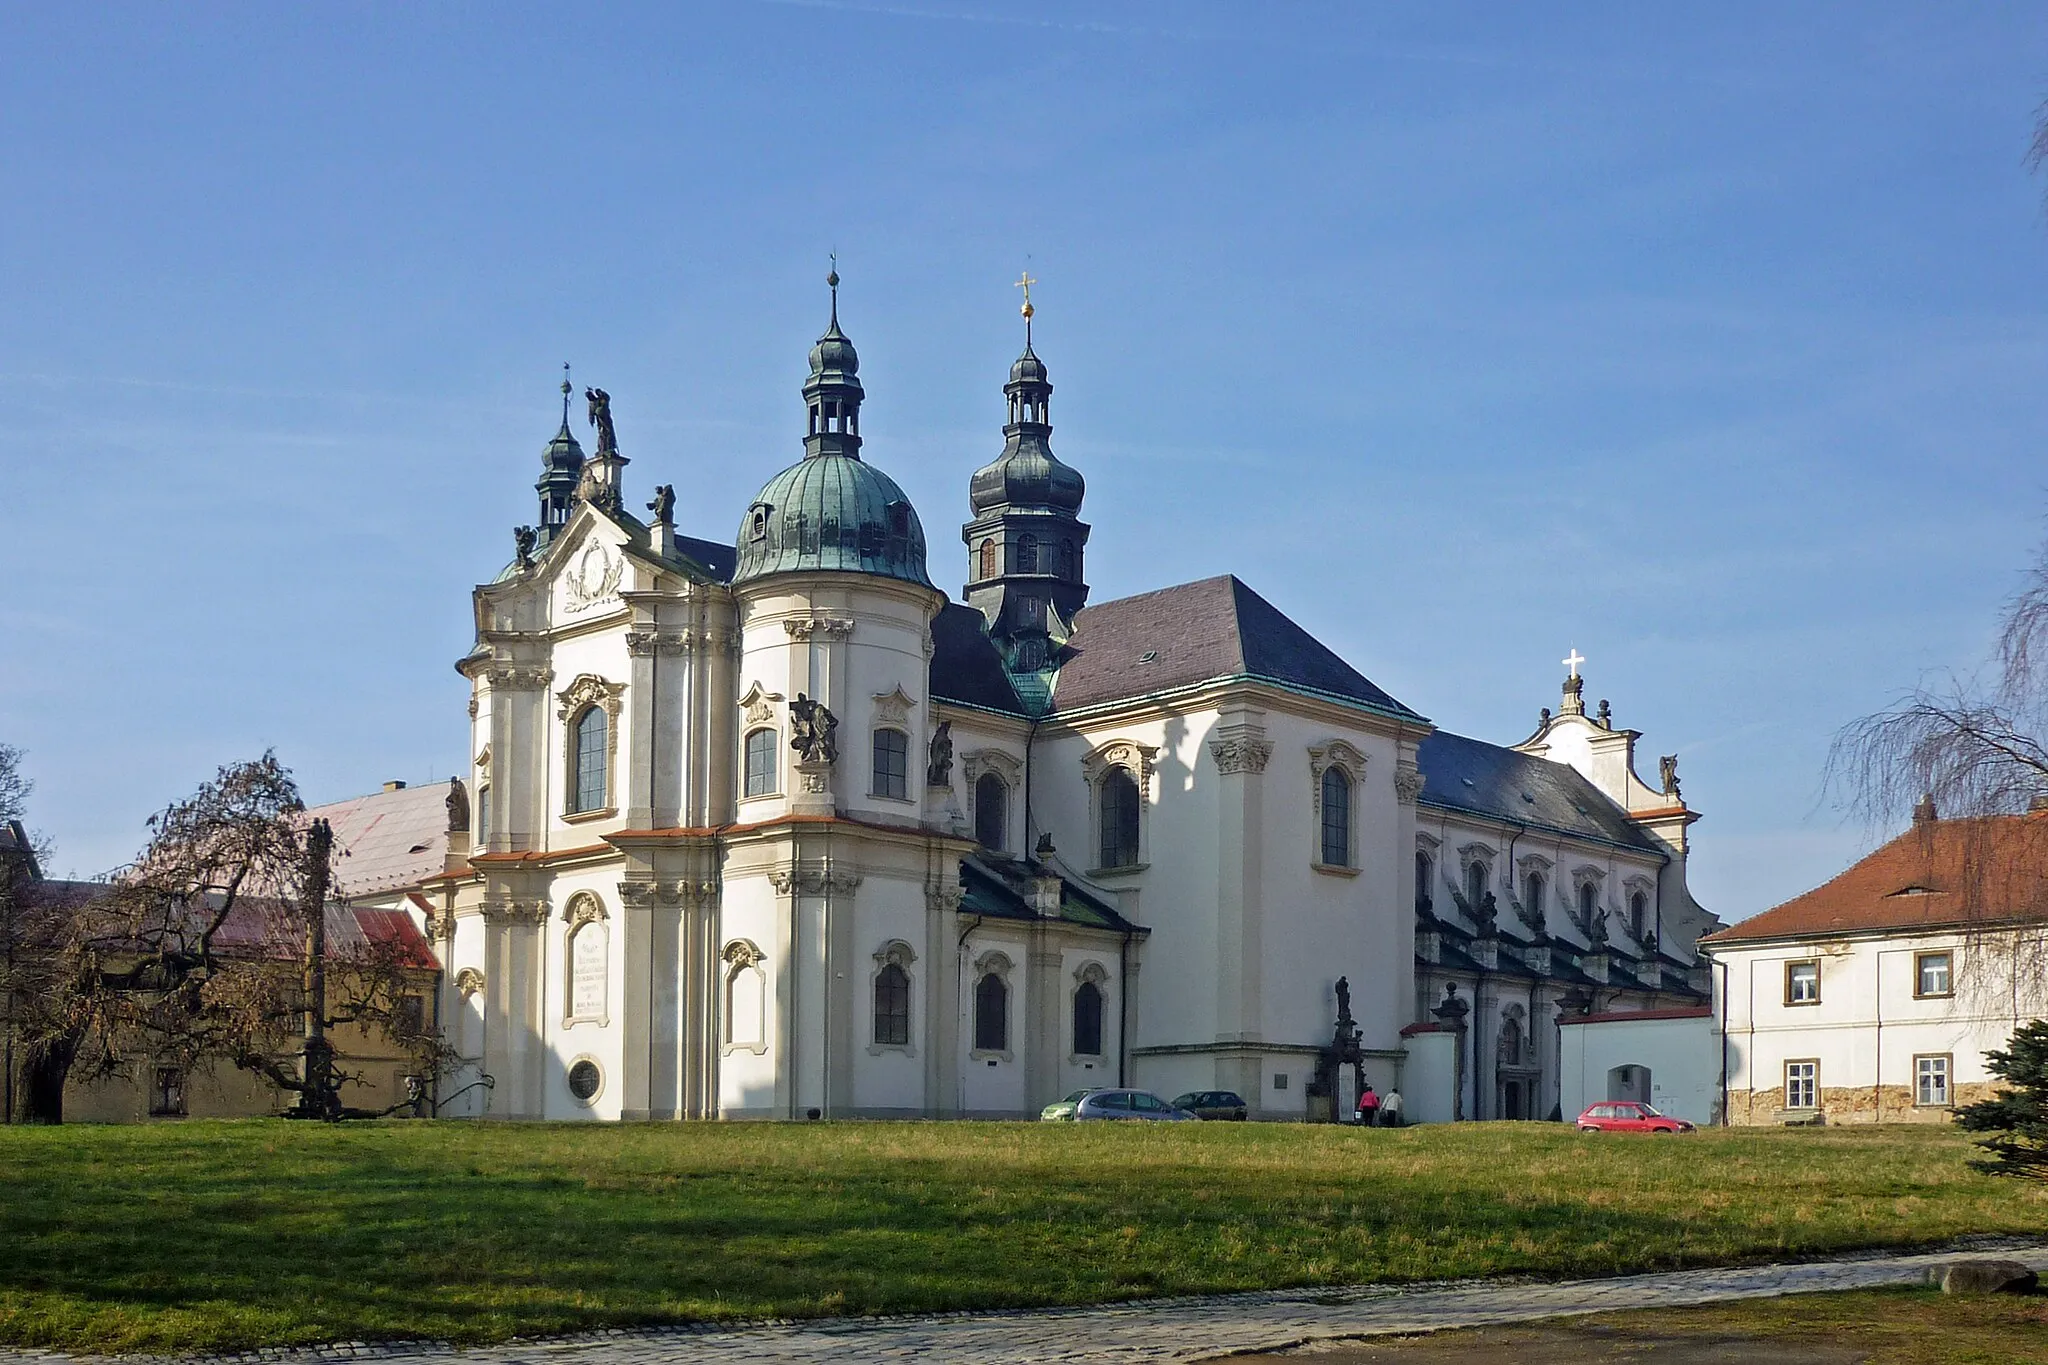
1576,1101,1696,1134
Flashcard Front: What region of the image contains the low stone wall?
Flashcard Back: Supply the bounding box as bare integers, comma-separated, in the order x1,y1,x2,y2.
1726,1081,1999,1126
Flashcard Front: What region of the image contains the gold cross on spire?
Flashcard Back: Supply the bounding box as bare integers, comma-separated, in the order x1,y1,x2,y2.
1015,269,1037,319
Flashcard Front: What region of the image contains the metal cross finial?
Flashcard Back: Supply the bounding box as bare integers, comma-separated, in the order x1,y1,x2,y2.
1015,269,1036,318
560,362,571,426
1563,647,1586,679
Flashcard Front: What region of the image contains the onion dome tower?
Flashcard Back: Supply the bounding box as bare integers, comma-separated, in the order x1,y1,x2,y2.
961,275,1090,672
732,270,933,587
535,365,586,546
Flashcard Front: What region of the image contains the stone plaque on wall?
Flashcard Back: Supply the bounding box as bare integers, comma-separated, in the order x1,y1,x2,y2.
571,926,606,1020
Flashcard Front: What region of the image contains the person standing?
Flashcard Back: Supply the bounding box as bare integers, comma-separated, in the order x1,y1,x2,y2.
1356,1083,1381,1127
1381,1087,1404,1128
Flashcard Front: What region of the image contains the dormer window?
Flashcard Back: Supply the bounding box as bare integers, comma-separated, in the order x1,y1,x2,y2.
747,503,773,543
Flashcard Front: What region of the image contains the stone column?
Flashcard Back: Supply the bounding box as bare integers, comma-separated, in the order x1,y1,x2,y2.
1025,937,1063,1114
925,880,963,1117
1209,713,1272,1099
618,879,657,1120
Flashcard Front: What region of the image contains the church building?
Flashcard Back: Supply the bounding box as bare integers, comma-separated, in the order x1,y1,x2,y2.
412,277,1719,1123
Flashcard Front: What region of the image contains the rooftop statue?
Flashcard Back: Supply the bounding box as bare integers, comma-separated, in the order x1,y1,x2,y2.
586,387,617,455
445,776,469,834
647,484,675,524
927,720,953,786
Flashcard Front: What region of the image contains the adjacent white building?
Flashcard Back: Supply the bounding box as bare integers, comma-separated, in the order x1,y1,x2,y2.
398,285,1720,1121
1703,801,2048,1124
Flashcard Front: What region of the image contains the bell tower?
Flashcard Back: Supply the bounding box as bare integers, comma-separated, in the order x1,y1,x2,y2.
961,276,1090,673
535,365,585,546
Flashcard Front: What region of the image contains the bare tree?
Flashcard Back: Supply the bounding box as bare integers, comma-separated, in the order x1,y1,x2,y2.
1827,540,2048,1001
1,753,443,1123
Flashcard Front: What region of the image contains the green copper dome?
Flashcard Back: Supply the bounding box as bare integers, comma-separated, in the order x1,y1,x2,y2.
733,453,932,587
732,285,933,589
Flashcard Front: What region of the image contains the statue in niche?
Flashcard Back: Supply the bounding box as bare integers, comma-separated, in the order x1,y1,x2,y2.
514,525,536,567
789,693,839,765
926,720,953,786
586,387,618,455
1659,754,1682,799
445,777,469,834
647,484,675,524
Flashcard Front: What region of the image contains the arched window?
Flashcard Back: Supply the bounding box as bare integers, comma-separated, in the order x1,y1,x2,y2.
874,963,910,1046
1629,890,1649,940
476,784,491,845
1466,859,1489,909
571,707,608,813
1059,539,1076,578
1017,534,1037,573
872,728,910,800
1524,872,1545,919
1416,851,1434,913
1498,1015,1523,1065
1099,767,1141,868
978,539,997,579
974,972,1008,1051
975,772,1008,851
1579,881,1599,923
1319,767,1351,867
1073,980,1104,1056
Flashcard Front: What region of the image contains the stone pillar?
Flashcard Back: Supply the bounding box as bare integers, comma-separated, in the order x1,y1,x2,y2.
625,634,660,829
1026,938,1062,1114
926,880,963,1117
1432,982,1471,1122
1209,712,1272,1086
618,879,657,1120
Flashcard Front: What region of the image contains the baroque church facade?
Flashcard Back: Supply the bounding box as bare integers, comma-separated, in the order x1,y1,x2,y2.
416,282,1720,1123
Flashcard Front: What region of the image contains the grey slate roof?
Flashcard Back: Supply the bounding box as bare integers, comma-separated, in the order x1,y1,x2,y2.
958,855,1144,933
1049,575,1422,719
1415,730,1661,853
929,603,1028,716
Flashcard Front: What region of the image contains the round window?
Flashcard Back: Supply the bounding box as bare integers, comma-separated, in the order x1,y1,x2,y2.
567,1059,602,1102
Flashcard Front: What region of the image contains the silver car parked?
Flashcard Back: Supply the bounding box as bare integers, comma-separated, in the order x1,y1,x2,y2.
1070,1088,1200,1121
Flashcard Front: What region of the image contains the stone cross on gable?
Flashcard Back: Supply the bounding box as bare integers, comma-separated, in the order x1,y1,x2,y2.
1563,648,1586,679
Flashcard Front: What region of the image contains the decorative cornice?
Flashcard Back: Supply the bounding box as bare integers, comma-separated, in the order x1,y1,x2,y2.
479,896,549,925
1210,735,1273,775
1394,763,1425,806
484,665,554,690
784,616,855,640
925,881,965,915
625,630,695,656
767,861,863,895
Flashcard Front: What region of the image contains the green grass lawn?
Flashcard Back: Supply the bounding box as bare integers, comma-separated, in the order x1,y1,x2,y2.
0,1120,2041,1353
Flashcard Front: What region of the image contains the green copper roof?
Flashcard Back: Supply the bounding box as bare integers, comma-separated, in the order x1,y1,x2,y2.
733,453,933,587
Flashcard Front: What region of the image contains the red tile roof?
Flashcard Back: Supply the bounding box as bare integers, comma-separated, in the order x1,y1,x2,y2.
307,783,452,896
1704,814,2048,946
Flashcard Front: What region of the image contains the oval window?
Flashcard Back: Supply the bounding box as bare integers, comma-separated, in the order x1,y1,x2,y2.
567,1059,602,1102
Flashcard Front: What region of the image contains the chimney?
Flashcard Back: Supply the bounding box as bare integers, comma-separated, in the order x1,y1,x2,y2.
1913,793,1938,825
2030,793,2048,816
384,780,407,793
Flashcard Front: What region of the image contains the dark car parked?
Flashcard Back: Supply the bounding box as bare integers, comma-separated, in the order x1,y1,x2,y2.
1171,1089,1249,1121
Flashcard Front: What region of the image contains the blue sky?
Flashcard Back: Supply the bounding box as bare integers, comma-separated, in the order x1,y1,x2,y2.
3,4,2046,922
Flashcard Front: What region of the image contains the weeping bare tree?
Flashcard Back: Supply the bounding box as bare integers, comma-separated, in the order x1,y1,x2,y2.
1,753,443,1122
1826,538,2048,1005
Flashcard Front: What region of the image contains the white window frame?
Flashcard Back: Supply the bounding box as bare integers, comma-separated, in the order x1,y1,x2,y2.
1785,1059,1819,1111
1785,959,1820,1007
1914,1053,1951,1108
1914,950,1953,1000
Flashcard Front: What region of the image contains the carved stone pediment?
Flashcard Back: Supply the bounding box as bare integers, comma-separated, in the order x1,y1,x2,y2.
871,684,915,725
738,682,784,728
455,967,485,997
556,673,625,723
564,892,608,928
722,938,764,969
962,748,1022,786
1080,738,1158,786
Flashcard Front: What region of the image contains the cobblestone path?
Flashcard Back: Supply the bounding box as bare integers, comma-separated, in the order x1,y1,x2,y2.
11,1242,2046,1365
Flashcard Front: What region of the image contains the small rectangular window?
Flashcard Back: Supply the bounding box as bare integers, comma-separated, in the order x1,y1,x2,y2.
872,728,909,800
1915,1054,1951,1107
1785,960,1820,1006
151,1066,187,1117
1785,1059,1818,1110
1915,951,1953,998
